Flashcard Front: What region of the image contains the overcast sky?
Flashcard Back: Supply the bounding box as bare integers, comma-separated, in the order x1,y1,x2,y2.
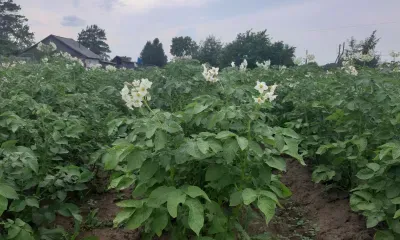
18,0,400,64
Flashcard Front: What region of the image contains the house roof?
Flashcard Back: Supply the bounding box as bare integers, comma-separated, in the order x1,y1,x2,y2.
111,56,133,63
52,35,100,59
19,34,100,60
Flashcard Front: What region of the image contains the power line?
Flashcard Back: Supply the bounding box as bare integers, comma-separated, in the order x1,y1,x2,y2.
305,21,398,32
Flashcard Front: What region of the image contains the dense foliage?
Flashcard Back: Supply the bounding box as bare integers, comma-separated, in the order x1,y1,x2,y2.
140,38,168,67
1,52,400,239
170,36,198,57
77,24,111,60
0,0,34,56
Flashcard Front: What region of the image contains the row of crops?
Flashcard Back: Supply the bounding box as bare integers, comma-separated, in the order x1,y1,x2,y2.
0,53,399,239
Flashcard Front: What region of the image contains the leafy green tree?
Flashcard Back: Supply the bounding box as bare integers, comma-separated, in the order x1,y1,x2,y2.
193,35,222,66
77,24,111,60
140,38,168,67
170,36,198,57
343,30,380,68
219,30,295,68
0,0,34,56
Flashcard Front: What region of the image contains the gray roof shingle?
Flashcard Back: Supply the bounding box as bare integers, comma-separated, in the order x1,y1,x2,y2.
52,35,100,59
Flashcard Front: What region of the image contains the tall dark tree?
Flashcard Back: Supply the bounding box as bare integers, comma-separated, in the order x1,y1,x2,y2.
140,38,168,67
0,0,34,56
170,36,198,57
193,35,222,66
219,29,295,68
77,25,111,60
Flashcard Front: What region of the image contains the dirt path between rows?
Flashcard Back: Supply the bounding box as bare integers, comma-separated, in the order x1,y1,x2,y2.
58,160,373,240
278,160,373,240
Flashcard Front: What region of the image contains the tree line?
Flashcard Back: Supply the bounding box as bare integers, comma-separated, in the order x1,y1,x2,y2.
1,0,382,69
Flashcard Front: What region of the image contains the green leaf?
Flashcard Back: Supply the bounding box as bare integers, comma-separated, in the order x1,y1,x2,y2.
25,198,39,208
147,186,175,208
103,151,118,170
391,197,400,204
222,138,239,164
356,169,375,180
282,128,300,139
197,139,209,154
242,188,257,205
151,210,169,237
167,189,186,218
249,140,263,157
353,138,367,152
283,138,305,165
205,165,224,182
113,208,135,227
146,125,158,138
258,190,281,207
125,206,153,230
183,186,211,202
229,191,242,206
154,130,167,151
0,196,7,216
208,139,222,153
126,149,147,171
139,160,159,181
215,131,236,139
185,198,204,236
394,210,400,219
366,163,380,172
264,156,286,171
374,231,394,240
236,136,248,151
0,184,18,199
257,197,276,224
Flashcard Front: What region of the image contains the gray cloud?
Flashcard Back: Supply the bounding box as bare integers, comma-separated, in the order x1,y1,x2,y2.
98,0,120,11
61,15,86,27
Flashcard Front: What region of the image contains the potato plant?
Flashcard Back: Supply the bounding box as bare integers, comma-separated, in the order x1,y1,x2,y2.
102,67,304,239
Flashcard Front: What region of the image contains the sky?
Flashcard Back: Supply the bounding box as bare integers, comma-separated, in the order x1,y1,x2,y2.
17,0,400,64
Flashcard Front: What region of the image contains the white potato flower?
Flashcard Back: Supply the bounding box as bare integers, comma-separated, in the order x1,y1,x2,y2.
253,82,278,104
202,64,219,83
49,42,57,51
343,65,358,76
256,60,271,69
106,65,117,71
254,97,265,104
121,79,153,109
254,81,268,94
231,62,235,67
37,42,44,51
42,58,48,63
240,59,247,72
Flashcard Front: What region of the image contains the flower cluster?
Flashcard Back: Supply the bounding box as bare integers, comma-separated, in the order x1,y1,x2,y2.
231,62,235,67
240,59,248,72
355,50,375,62
37,42,57,52
172,55,192,62
344,65,358,76
253,81,278,104
1,62,15,68
121,79,153,109
202,64,219,83
106,65,117,72
55,52,84,67
256,60,271,69
292,57,303,66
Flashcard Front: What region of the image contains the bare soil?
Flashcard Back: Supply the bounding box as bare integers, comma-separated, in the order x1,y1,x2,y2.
55,160,373,240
